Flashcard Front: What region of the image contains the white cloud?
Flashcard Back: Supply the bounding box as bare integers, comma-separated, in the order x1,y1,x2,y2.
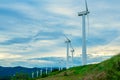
46,5,75,17
0,2,43,20
0,36,11,42
0,53,22,59
87,36,120,57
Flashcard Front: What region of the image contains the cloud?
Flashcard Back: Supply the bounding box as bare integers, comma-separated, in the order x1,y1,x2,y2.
46,5,75,17
0,1,41,19
0,53,22,59
0,37,31,45
0,35,12,43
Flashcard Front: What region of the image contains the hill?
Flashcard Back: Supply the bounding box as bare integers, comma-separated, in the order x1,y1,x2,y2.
0,66,42,80
37,54,120,80
0,66,58,80
0,66,42,77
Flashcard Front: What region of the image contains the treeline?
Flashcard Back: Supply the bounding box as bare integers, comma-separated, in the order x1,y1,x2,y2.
0,76,11,80
11,68,65,80
0,67,66,80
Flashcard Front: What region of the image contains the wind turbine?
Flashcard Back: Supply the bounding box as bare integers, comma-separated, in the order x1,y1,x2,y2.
60,60,64,70
40,69,42,76
32,72,34,78
70,43,75,67
50,66,53,72
36,70,39,77
64,35,71,69
78,0,90,65
58,61,61,71
46,67,48,75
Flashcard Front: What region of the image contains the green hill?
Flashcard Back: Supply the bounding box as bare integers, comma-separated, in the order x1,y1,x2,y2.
37,54,120,80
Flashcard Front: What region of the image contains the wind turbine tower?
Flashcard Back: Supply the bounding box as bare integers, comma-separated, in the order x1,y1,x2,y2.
40,69,42,76
71,49,74,67
78,0,90,65
64,35,71,69
36,70,39,77
32,72,34,78
51,66,53,72
46,67,48,75
70,42,75,67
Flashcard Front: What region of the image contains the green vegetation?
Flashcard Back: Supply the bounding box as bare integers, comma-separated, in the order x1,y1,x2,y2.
0,76,11,80
37,54,120,80
11,73,34,80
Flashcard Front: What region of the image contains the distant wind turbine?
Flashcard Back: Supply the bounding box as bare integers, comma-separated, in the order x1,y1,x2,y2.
51,66,53,72
40,69,42,76
36,70,39,77
46,67,48,75
64,35,71,69
70,43,75,67
32,72,34,78
78,0,90,65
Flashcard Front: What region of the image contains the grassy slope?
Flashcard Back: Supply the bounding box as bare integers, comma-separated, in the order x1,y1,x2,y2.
37,54,120,80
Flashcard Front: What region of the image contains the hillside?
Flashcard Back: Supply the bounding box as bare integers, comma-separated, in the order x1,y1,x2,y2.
0,66,42,77
0,66,58,80
37,54,120,80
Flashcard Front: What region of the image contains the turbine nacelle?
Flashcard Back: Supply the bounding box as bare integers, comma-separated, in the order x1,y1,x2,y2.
78,11,90,16
65,39,71,43
71,49,74,53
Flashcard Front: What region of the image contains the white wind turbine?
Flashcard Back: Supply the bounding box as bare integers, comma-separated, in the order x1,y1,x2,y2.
64,35,71,69
40,69,42,76
45,67,48,75
36,70,39,77
32,72,34,78
70,43,75,67
78,0,90,65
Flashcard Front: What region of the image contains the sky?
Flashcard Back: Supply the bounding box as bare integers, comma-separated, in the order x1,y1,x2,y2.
0,0,120,68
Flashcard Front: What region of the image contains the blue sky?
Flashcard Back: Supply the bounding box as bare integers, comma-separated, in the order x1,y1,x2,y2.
0,0,120,67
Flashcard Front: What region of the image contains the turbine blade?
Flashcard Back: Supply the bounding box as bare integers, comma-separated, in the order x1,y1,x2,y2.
85,0,89,11
64,34,71,41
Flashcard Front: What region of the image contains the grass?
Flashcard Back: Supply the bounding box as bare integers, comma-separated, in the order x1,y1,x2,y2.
37,54,120,80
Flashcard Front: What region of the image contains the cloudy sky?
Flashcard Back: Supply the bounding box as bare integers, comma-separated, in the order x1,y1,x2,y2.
0,0,120,67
